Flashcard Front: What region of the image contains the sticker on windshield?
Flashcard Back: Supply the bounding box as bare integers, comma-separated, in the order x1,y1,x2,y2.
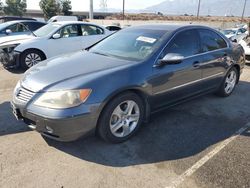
136,36,157,43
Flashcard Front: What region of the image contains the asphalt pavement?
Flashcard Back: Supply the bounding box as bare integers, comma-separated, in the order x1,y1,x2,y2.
0,65,249,188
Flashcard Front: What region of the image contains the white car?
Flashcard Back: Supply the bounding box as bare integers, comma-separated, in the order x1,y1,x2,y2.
239,36,250,63
221,28,248,42
0,21,111,69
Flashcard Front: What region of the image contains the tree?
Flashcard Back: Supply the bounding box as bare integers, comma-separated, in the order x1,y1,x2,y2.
3,0,27,16
61,0,72,16
0,1,3,12
39,0,61,20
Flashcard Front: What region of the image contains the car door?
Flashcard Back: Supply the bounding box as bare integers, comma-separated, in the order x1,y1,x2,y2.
198,29,229,90
151,29,203,110
79,24,107,49
47,24,82,58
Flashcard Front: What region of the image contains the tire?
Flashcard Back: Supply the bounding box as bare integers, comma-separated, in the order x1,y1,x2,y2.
216,67,238,97
97,92,145,143
20,49,46,70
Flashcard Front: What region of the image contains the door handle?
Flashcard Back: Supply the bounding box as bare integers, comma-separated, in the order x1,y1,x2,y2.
193,61,200,68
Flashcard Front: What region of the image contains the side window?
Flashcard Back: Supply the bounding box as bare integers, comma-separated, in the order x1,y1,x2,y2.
162,29,200,58
6,23,28,33
6,24,18,32
80,25,104,36
199,29,227,52
56,24,79,38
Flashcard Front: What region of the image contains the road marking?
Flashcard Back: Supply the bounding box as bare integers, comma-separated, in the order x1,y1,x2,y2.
166,122,250,188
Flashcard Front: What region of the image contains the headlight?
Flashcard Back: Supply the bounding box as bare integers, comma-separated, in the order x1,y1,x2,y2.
34,89,92,109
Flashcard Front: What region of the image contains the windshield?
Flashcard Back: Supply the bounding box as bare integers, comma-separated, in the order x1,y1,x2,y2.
34,23,61,37
222,29,237,35
90,29,168,61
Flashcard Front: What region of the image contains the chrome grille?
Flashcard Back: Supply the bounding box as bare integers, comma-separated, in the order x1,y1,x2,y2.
16,87,35,103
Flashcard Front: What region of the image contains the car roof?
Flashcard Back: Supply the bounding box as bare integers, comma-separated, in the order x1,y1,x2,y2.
51,21,106,28
3,20,45,24
125,24,216,32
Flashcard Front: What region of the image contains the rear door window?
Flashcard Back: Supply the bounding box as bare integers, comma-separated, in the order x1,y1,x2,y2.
199,29,227,52
80,25,104,36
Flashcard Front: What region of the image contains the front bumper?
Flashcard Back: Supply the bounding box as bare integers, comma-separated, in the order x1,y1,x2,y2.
11,100,100,142
0,49,20,68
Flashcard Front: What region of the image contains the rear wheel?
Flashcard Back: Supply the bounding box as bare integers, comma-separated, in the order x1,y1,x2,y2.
216,67,238,97
97,92,144,143
20,49,46,70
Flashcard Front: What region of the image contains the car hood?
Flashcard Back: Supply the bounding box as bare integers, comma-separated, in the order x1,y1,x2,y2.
21,51,134,92
225,34,234,38
0,34,35,47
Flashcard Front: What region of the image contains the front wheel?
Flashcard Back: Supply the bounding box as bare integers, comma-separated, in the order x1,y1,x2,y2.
20,50,46,70
97,92,144,143
216,67,238,97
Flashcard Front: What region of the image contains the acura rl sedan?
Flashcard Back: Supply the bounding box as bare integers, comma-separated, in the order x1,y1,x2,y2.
11,25,245,143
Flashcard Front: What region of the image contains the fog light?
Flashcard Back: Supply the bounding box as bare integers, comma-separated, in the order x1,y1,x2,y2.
45,126,53,134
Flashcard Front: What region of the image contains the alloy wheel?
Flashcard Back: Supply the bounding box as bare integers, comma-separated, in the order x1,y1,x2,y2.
25,53,42,67
109,100,140,138
224,70,237,94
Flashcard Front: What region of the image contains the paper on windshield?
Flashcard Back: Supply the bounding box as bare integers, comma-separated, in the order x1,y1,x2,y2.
136,36,157,43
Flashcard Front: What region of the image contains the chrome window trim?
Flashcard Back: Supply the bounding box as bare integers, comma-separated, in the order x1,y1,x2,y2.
155,72,224,95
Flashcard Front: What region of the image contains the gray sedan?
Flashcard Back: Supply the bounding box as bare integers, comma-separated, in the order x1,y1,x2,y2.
11,24,245,143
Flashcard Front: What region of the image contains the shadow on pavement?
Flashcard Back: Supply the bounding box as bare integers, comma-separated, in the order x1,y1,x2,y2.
44,80,250,167
44,91,249,167
4,67,25,74
0,101,30,136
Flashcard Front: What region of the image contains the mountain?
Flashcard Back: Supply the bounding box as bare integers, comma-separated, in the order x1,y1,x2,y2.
144,0,250,16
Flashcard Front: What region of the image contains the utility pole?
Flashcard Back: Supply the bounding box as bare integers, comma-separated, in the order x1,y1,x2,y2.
123,0,125,20
197,0,201,19
89,0,94,19
241,0,247,23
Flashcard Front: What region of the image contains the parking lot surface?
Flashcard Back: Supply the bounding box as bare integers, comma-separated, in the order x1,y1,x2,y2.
0,65,250,188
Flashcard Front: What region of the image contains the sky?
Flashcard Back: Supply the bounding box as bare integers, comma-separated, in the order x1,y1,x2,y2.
26,0,166,11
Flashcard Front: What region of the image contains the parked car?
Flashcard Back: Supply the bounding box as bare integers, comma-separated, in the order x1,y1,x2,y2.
221,28,248,42
0,16,36,23
48,16,78,23
239,36,250,63
0,21,111,69
0,20,46,37
11,25,245,143
105,25,122,32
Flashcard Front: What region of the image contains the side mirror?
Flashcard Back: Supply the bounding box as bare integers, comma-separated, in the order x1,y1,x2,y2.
230,38,237,43
154,53,184,67
52,33,61,39
5,29,12,35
